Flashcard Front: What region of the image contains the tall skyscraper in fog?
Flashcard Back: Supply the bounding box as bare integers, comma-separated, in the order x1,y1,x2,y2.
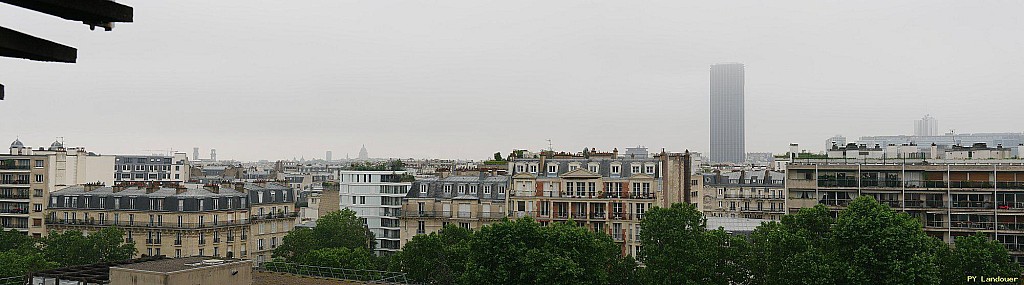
915,114,939,136
326,150,333,161
710,63,745,163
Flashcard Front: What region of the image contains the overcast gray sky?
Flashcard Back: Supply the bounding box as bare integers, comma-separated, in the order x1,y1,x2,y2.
1,1,1022,161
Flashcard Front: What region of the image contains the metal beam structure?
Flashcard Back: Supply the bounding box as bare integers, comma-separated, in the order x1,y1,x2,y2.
0,0,132,23
0,26,77,63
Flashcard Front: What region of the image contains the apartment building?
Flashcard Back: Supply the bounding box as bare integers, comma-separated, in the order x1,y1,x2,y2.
399,175,508,247
113,154,191,183
506,148,698,256
337,170,411,255
4,139,114,237
786,160,1024,262
702,170,786,220
44,182,295,264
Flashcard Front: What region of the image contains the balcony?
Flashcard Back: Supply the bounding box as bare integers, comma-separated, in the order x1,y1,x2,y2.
250,212,299,221
46,218,250,229
403,211,453,218
590,212,606,219
0,180,30,186
950,221,995,230
0,165,30,170
819,199,851,207
0,194,30,200
571,212,588,220
0,208,28,214
951,201,994,209
817,179,858,188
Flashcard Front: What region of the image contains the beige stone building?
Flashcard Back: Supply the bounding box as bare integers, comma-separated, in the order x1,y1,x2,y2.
399,175,508,247
506,148,698,256
45,182,296,264
702,170,786,220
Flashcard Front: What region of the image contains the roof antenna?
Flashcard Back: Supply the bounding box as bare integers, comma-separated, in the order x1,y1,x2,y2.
546,139,553,152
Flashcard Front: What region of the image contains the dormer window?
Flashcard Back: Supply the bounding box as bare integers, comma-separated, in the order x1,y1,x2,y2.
631,165,641,174
419,184,427,194
611,165,621,174
529,164,538,174
470,185,477,195
645,165,655,174
457,185,465,194
589,165,599,173
443,184,452,194
548,164,557,174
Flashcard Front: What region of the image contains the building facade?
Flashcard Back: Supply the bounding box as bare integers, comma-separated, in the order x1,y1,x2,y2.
703,170,786,220
114,154,191,183
506,148,698,256
399,175,508,247
786,161,1024,263
915,114,939,136
337,170,410,255
4,139,114,237
44,182,295,264
710,63,745,163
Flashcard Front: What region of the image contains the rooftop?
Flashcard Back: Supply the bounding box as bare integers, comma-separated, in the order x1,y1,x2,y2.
114,256,248,273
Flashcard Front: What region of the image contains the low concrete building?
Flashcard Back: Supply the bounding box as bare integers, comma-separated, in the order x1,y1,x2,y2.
110,257,252,285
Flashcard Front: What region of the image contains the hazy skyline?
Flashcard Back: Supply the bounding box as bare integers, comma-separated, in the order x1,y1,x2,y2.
2,1,1022,161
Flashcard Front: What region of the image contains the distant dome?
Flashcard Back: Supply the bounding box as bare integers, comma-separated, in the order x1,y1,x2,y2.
10,139,23,148
49,140,63,150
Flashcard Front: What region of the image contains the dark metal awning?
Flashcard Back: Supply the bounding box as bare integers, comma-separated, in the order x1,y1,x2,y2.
0,0,133,23
0,26,77,63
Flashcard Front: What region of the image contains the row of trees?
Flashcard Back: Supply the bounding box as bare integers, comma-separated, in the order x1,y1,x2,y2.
277,197,1022,284
0,227,136,277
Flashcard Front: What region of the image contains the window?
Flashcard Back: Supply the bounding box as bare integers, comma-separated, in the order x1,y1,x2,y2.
34,189,42,197
417,221,425,234
443,185,452,194
459,222,471,229
458,185,465,194
34,174,43,183
34,160,43,168
419,184,427,194
529,164,538,173
33,204,41,212
175,249,181,258
631,166,641,174
547,164,557,174
469,185,477,195
645,165,655,174
516,164,525,173
483,185,491,195
589,165,599,173
569,164,579,171
611,165,621,174
636,203,646,220
498,186,505,195
360,196,366,204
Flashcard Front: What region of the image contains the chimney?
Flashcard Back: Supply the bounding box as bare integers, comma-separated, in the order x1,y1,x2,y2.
683,150,692,205
234,182,246,193
84,182,103,192
112,185,126,193
204,184,220,194
146,183,160,194
930,143,938,159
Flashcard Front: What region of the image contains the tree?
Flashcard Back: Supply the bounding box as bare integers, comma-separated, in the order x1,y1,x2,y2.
42,227,135,267
295,247,377,270
746,206,842,285
0,251,56,278
937,233,1022,285
830,196,943,285
463,218,630,285
638,203,747,285
0,229,36,254
401,225,472,284
493,152,504,161
274,209,375,261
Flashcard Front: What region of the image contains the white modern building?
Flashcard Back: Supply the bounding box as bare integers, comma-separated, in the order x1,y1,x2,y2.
336,170,410,255
915,114,939,136
113,153,191,183
5,139,114,237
